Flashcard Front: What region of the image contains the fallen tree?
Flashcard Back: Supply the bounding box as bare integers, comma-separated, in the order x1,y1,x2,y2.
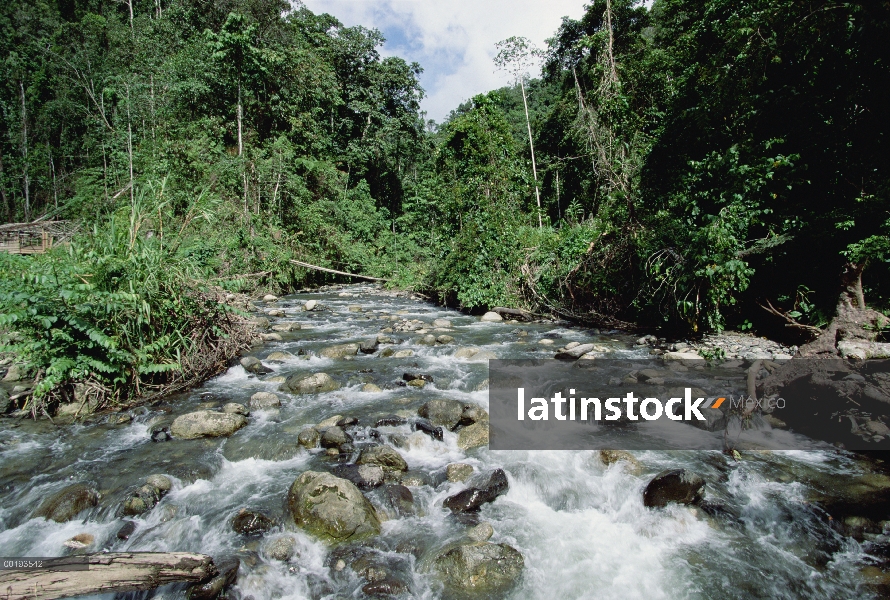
0,552,216,600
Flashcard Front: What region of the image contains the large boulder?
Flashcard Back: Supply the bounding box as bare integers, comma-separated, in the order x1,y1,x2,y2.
643,469,705,508
280,372,339,394
32,484,99,522
443,469,508,513
287,471,381,543
418,399,464,430
431,542,524,598
480,312,503,322
357,445,408,472
319,343,359,359
170,411,248,439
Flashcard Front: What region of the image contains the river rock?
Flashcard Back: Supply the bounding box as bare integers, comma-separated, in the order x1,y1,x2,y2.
363,383,383,393
317,415,343,428
298,427,319,448
63,532,95,550
418,399,464,430
320,426,352,449
288,471,381,543
272,322,301,332
392,349,414,358
431,542,524,598
263,294,278,302
599,450,642,475
334,464,385,490
249,317,270,329
240,356,272,374
249,392,281,410
305,300,318,311
266,351,296,362
443,469,508,513
223,403,249,416
116,520,137,540
357,445,408,472
360,339,380,354
437,335,455,344
280,372,339,394
32,484,99,522
457,421,489,450
447,463,474,482
459,404,488,426
480,312,503,322
385,484,415,516
433,318,452,328
232,508,276,535
643,469,705,508
554,343,597,360
2,363,25,381
320,343,359,359
0,387,10,414
265,536,297,561
146,474,173,492
414,418,444,441
362,579,409,596
171,411,247,439
466,523,494,543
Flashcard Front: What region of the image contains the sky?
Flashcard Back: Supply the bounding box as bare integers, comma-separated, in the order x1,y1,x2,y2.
299,0,590,123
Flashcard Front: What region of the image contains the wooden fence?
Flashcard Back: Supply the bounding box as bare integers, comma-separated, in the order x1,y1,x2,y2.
0,221,79,255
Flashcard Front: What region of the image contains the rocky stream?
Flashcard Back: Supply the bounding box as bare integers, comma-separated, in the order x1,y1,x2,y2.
2,284,890,599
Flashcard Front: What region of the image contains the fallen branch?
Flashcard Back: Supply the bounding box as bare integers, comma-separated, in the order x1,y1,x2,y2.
0,552,216,600
758,298,822,335
289,259,390,282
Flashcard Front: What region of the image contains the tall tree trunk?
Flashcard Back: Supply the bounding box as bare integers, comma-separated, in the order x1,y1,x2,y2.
519,78,542,228
48,141,58,210
0,153,8,221
238,82,248,222
126,84,134,206
604,0,618,84
20,81,30,222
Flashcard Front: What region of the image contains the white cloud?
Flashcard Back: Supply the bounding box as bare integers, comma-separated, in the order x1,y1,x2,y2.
299,0,589,121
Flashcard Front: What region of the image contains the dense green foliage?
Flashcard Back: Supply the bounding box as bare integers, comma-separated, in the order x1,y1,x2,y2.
0,190,242,406
1,0,889,403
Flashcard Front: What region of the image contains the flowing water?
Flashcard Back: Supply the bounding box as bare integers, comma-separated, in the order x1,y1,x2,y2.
1,285,887,599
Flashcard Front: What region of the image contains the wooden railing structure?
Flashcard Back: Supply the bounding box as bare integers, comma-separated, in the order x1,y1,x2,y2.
0,220,79,255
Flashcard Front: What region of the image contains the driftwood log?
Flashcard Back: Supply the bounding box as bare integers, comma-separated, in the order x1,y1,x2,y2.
0,552,216,600
289,259,390,282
